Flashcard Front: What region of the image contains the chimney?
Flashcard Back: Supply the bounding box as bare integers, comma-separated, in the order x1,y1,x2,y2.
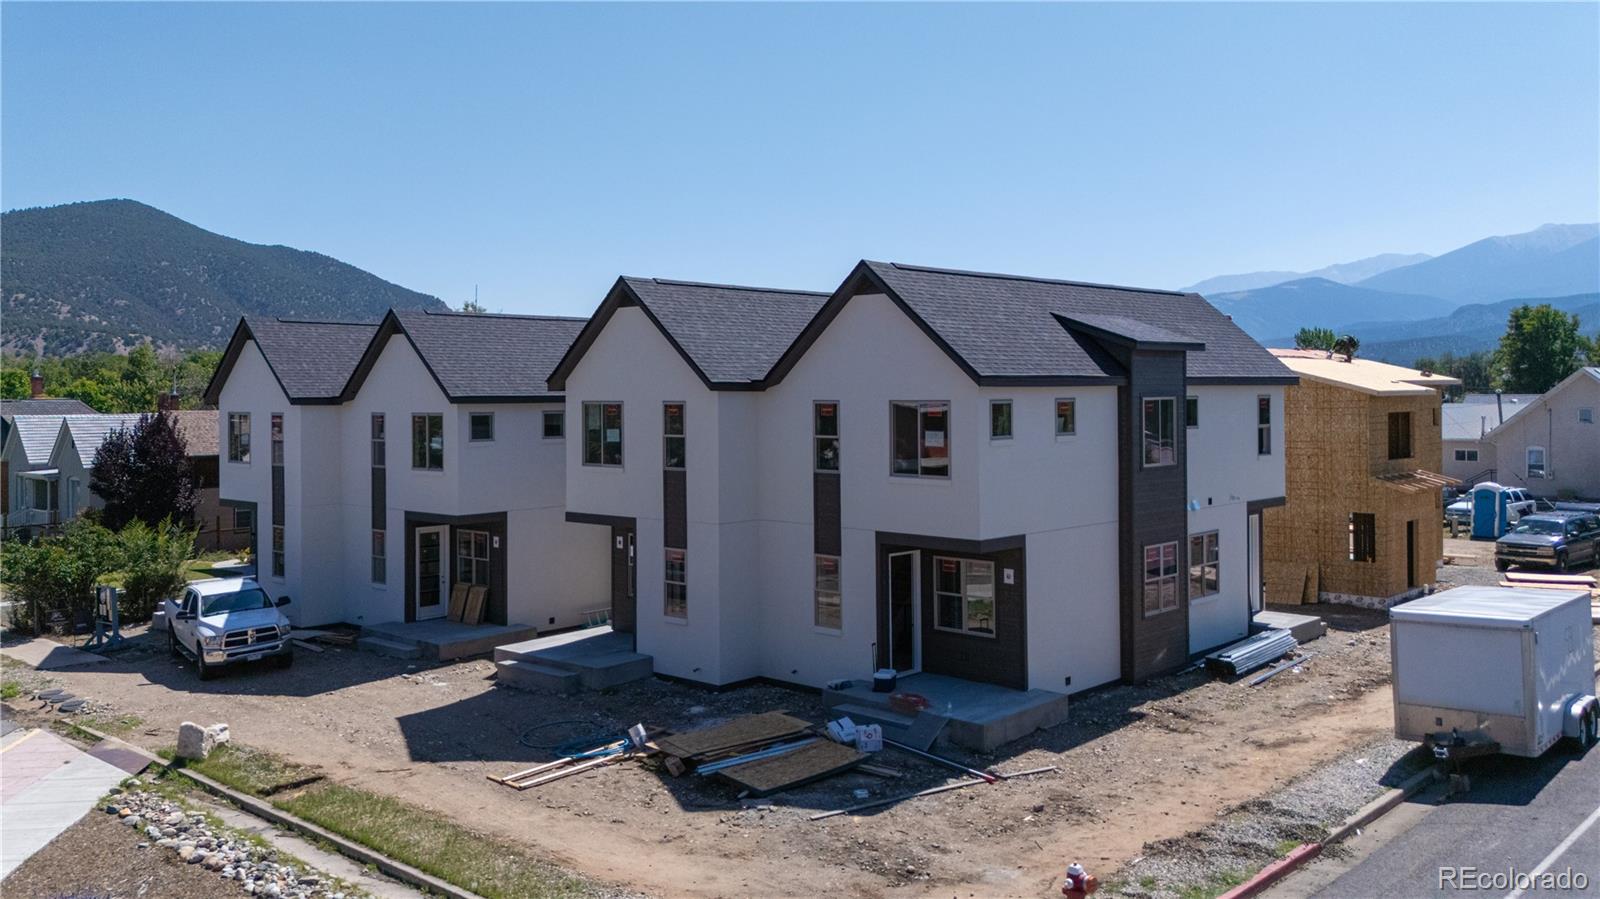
29,370,44,399
157,389,179,413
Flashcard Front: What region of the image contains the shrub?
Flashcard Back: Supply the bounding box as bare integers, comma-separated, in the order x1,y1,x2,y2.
1,520,122,633
119,518,197,621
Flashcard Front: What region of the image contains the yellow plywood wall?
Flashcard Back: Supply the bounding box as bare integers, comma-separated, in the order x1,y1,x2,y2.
1264,378,1446,605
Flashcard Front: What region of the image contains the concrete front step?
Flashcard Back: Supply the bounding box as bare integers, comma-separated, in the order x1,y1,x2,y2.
496,659,580,695
553,651,654,690
356,636,422,660
827,702,918,742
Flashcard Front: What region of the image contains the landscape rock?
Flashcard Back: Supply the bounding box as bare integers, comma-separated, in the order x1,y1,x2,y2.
176,720,230,760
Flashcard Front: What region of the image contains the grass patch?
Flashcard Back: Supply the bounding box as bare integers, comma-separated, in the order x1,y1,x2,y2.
74,711,144,736
183,744,590,898
1177,870,1251,899
280,784,589,899
1275,838,1304,857
181,744,319,796
1,678,22,700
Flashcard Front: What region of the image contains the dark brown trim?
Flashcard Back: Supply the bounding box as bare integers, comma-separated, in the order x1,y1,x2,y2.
566,510,637,529
1246,496,1287,513
813,472,841,557
402,511,509,626
663,469,687,550
873,530,1025,556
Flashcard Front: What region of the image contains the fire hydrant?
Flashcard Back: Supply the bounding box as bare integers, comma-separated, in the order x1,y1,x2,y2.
1062,861,1099,897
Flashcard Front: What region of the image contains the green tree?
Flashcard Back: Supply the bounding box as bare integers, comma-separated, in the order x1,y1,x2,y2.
118,518,198,621
1294,327,1337,351
1495,304,1587,392
0,521,122,632
1413,350,1494,394
0,366,29,399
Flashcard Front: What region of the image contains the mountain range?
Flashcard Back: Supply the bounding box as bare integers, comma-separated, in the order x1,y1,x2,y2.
2,199,448,355
1195,223,1600,351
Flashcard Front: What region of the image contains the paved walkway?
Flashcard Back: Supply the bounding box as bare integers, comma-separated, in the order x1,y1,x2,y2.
0,637,109,671
0,727,128,878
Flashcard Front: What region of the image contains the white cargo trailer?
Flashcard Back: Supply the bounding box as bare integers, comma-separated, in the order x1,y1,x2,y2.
1390,586,1598,758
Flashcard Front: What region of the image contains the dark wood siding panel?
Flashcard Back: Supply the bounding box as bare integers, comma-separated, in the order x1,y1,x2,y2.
874,533,1028,690
1117,348,1192,682
271,465,285,522
371,468,386,530
611,524,637,634
663,469,687,550
814,472,841,556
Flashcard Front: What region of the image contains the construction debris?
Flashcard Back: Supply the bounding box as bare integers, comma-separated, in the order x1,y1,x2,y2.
714,740,867,797
1206,629,1298,677
809,765,1058,820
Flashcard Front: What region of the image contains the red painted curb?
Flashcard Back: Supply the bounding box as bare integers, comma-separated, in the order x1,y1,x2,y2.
1218,842,1323,899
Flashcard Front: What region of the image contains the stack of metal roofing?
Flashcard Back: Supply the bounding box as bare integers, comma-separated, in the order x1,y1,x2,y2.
1205,628,1298,676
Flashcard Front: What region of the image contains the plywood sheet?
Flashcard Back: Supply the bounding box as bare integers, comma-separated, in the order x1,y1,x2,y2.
717,740,866,796
654,712,812,761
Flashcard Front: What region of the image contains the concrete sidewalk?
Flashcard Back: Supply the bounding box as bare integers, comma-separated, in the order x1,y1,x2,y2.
0,637,110,671
0,727,128,879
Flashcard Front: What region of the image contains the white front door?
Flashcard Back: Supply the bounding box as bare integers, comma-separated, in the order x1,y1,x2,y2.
415,525,448,621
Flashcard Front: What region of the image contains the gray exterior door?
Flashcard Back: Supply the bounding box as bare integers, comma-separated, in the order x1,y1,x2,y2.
610,525,636,634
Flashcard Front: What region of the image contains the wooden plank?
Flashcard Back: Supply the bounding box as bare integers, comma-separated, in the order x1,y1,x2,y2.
446,583,470,622
463,586,488,625
509,755,615,790
291,639,324,653
653,712,813,761
717,740,865,797
1504,570,1597,586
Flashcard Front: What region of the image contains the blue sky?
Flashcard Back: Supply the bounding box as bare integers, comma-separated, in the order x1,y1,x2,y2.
4,2,1597,315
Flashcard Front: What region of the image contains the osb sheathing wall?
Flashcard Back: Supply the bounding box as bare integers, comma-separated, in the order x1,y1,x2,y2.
1264,377,1445,605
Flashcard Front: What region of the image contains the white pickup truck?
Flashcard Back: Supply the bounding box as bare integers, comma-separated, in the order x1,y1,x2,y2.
165,577,293,679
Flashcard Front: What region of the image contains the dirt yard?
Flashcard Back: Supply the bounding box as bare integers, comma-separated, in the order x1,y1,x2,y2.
2,601,1403,899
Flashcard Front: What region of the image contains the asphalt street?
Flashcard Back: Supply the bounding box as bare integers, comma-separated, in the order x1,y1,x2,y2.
1270,740,1599,898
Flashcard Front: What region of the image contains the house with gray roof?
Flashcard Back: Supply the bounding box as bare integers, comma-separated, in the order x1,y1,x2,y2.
1439,392,1538,484
204,311,611,644
552,259,1293,745
1461,368,1600,499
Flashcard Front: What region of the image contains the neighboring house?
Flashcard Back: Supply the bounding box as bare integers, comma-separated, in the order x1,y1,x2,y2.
169,408,249,551
0,391,97,532
1,414,80,534
1439,392,1537,484
48,414,150,522
1474,367,1600,500
1262,350,1459,609
550,260,1293,695
204,312,610,630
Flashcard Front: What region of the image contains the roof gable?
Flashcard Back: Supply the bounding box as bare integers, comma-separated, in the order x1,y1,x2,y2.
548,277,828,390
203,317,380,405
6,415,72,465
56,414,146,469
341,309,588,402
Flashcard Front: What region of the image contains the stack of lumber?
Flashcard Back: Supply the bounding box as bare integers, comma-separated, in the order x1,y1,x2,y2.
655,711,867,795
1205,629,1297,676
1499,570,1600,620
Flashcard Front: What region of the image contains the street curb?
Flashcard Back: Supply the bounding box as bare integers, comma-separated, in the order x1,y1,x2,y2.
1217,763,1441,899
71,724,482,899
170,766,486,899
1324,763,1442,845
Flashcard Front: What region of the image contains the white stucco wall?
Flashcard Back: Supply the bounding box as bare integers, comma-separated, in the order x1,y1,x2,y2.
1483,374,1600,499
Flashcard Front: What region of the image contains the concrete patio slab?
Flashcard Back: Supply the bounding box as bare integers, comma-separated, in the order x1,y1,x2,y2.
360,619,538,661
0,638,110,671
824,672,1069,753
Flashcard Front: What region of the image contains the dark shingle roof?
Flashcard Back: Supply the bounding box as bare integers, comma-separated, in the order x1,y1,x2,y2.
243,317,380,400
1,398,97,418
853,261,1294,383
386,310,588,399
620,278,830,385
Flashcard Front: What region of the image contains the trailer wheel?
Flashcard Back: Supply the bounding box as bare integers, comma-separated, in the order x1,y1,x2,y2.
1582,709,1598,751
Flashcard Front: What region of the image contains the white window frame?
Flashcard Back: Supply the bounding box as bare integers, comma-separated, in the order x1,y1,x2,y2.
662,402,685,471
1142,397,1176,467
1527,445,1547,479
371,530,386,585
582,402,624,467
814,401,840,471
456,529,491,587
890,401,950,479
1257,395,1272,455
469,412,495,442
1054,398,1076,437
370,414,386,467
814,555,842,632
932,556,996,638
270,413,284,466
1143,541,1179,616
664,548,687,619
411,414,444,471
227,412,251,463
1580,407,1594,424
542,410,564,439
1189,531,1220,599
989,399,1013,441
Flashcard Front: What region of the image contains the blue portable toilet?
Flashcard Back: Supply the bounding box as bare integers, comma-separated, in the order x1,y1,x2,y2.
1471,482,1510,539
